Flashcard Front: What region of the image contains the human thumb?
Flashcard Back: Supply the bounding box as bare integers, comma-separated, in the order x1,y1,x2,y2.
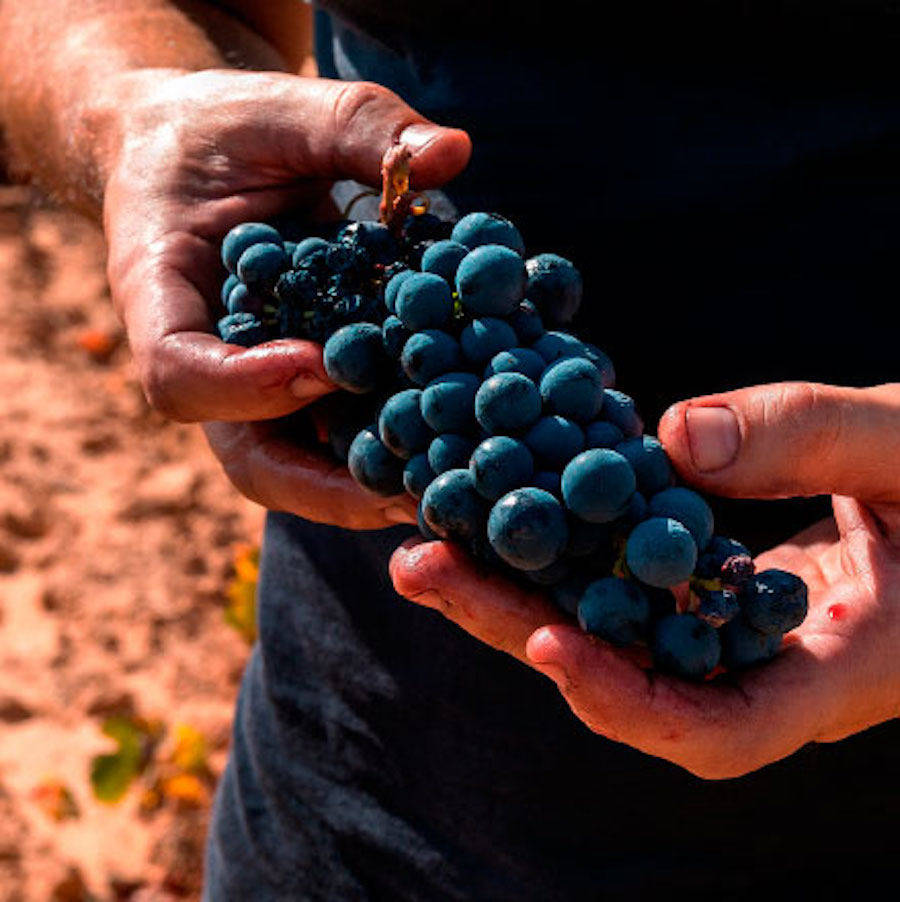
289,75,472,189
658,382,900,505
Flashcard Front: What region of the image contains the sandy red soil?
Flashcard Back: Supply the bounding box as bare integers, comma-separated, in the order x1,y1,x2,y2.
0,185,265,899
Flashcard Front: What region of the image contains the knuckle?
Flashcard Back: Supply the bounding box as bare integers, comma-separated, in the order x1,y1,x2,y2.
771,381,844,459
332,80,397,131
139,339,188,422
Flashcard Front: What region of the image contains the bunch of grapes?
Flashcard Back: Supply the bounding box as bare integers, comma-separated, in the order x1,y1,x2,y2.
216,207,808,681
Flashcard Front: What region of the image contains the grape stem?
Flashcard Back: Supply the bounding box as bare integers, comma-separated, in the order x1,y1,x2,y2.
379,143,429,235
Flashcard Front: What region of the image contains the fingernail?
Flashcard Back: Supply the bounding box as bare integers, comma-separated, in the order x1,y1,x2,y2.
686,406,740,472
398,122,444,152
289,374,332,401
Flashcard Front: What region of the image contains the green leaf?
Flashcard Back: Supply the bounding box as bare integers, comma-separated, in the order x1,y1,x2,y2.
89,716,146,803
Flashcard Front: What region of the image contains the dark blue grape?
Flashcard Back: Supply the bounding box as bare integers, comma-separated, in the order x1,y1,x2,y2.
601,389,644,438
291,236,330,266
455,244,527,317
469,436,534,501
450,211,526,255
421,469,488,542
420,372,481,434
695,588,741,628
578,577,651,646
508,299,545,344
486,487,569,571
347,426,406,496
236,241,289,286
615,435,674,497
719,614,783,670
561,449,636,524
584,420,625,450
378,388,432,459
384,268,415,314
226,282,267,316
221,222,283,274
483,347,547,383
400,330,462,386
539,357,604,422
337,220,398,265
648,486,714,552
395,272,454,331
625,517,698,588
323,322,388,394
531,330,586,365
217,312,268,347
474,372,542,435
404,452,436,500
740,569,808,635
652,613,721,679
524,416,585,471
427,433,477,476
551,571,592,616
565,516,611,558
221,273,240,307
524,252,583,326
420,239,470,283
532,470,562,498
460,317,518,366
382,315,411,360
694,536,753,582
524,557,574,587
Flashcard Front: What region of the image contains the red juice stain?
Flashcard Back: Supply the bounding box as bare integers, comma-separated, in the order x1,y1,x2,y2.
827,603,847,621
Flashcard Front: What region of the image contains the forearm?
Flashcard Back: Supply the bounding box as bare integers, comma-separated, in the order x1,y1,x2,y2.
0,0,302,220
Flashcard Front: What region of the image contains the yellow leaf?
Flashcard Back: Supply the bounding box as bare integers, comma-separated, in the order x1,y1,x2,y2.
225,544,260,645
169,723,208,774
161,773,209,807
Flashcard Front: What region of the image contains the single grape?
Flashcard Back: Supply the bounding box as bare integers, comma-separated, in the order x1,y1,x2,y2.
652,613,721,679
427,433,478,476
421,468,489,542
400,330,462,386
524,252,583,325
382,315,411,360
507,299,545,345
531,330,586,365
719,614,783,670
647,486,714,551
460,317,519,366
420,372,481,434
695,588,741,628
583,420,625,450
323,322,388,394
625,517,698,588
384,268,415,314
469,436,535,502
217,312,268,347
395,272,454,331
532,470,562,498
524,416,586,471
577,577,651,646
420,239,470,283
483,347,547,383
236,241,289,286
221,221,283,274
455,244,528,317
486,487,569,571
539,357,605,422
403,452,436,500
561,449,636,524
600,389,644,438
694,535,753,582
450,211,526,255
221,273,240,307
474,372,543,435
740,569,808,635
226,282,267,316
614,435,674,497
378,388,432,459
292,236,331,266
347,426,406,497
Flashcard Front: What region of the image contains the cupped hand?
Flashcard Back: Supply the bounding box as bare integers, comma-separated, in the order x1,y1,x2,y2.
101,67,470,527
390,381,900,778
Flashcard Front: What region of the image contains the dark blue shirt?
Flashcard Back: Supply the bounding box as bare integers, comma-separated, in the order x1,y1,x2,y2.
203,4,900,898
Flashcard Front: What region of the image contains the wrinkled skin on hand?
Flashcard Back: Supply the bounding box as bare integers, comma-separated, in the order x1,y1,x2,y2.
101,68,470,528
391,381,900,778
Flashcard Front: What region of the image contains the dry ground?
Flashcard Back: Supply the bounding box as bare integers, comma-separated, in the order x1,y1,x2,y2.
0,185,265,900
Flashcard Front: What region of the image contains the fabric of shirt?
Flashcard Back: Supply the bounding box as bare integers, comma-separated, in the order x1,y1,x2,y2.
204,3,900,899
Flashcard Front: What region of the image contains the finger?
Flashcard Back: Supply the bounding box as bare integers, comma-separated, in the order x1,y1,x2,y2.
203,420,417,530
658,382,900,506
389,539,568,662
525,623,825,778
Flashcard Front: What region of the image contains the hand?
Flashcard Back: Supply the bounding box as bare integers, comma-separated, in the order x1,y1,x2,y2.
390,381,900,778
102,67,470,527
